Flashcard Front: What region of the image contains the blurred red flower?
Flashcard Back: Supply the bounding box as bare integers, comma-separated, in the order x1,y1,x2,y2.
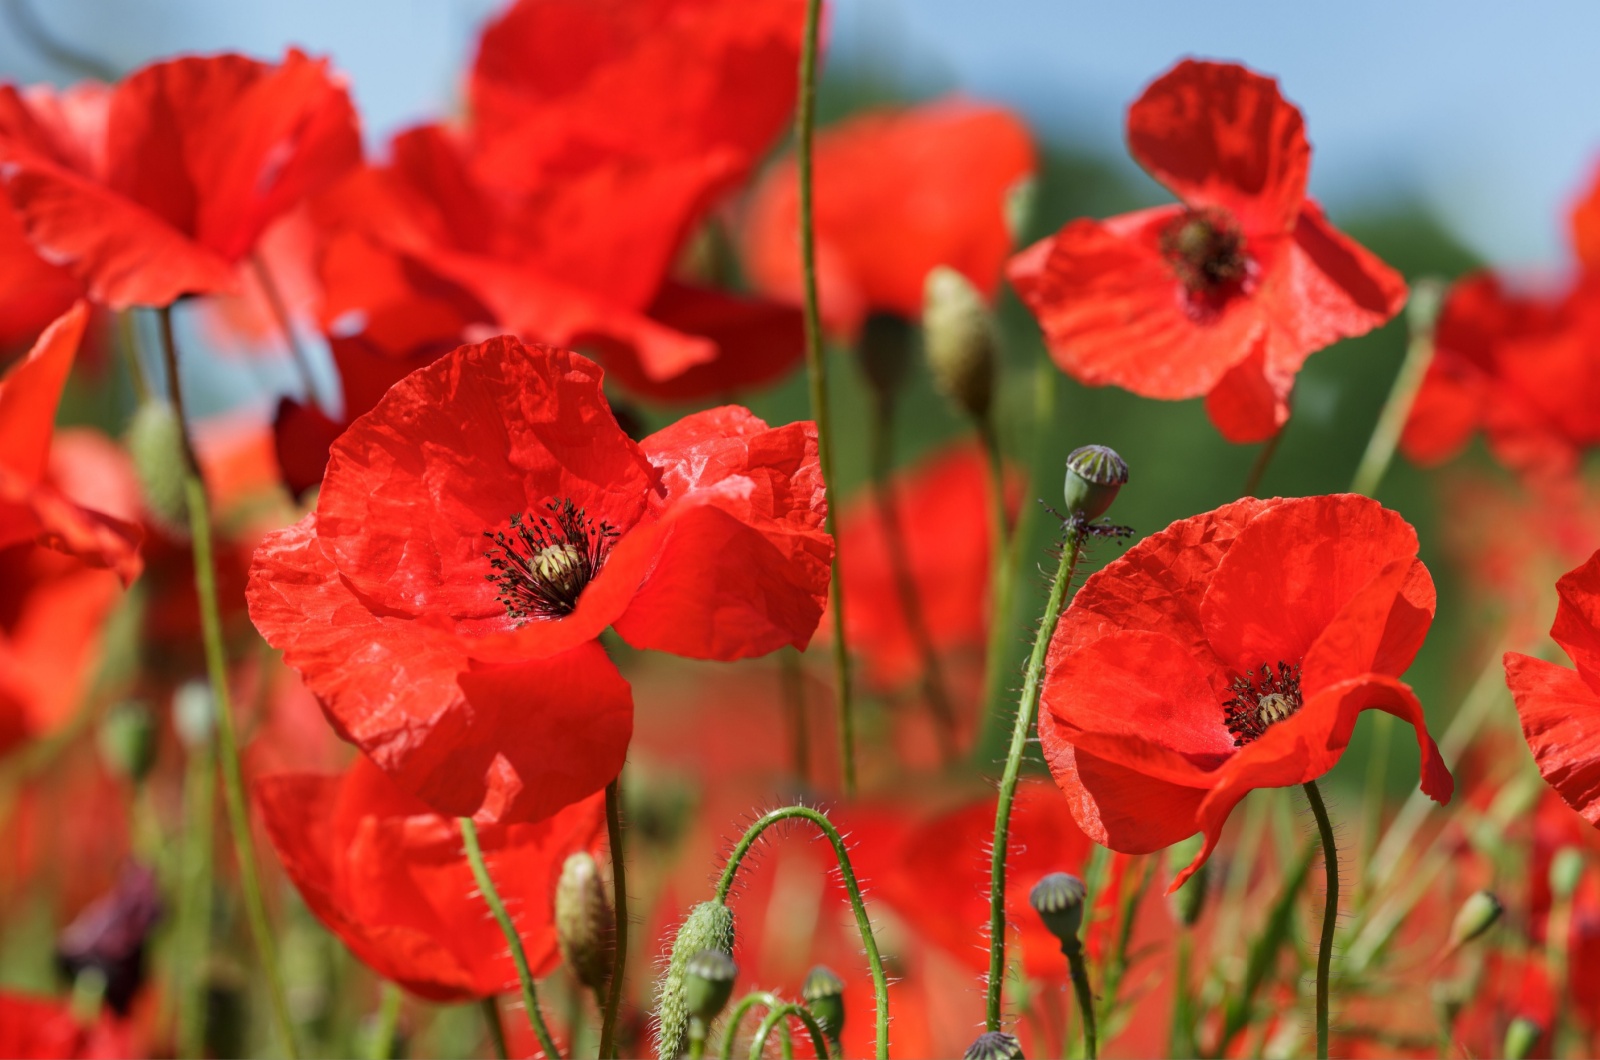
1039,494,1452,890
0,51,359,309
248,336,830,822
257,754,604,1001
1009,60,1406,443
740,98,1035,335
0,991,135,1059
0,303,140,582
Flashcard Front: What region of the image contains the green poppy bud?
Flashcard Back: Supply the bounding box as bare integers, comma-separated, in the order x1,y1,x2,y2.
125,400,190,536
964,1030,1025,1060
1029,872,1087,951
801,964,845,1044
682,948,737,1023
1551,846,1584,900
922,266,997,424
655,900,735,1058
1503,1016,1541,1060
1062,445,1128,521
1447,890,1503,949
554,852,613,993
98,700,157,784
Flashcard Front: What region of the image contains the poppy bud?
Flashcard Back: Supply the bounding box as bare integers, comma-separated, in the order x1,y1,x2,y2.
802,964,845,1044
1551,846,1584,900
1503,1016,1541,1060
655,900,736,1059
1030,872,1087,952
858,313,916,402
1166,837,1209,927
555,852,614,994
1447,890,1503,949
126,399,190,535
55,862,163,1016
964,1030,1025,1060
98,700,157,784
172,680,213,749
922,266,997,424
683,948,737,1022
1406,276,1446,334
1062,445,1128,521
1004,176,1037,247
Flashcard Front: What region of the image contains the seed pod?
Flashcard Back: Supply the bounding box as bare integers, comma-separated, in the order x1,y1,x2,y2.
98,700,157,784
802,964,845,1044
922,266,997,424
683,949,737,1022
654,900,735,1059
1062,445,1128,521
1029,872,1087,951
554,852,613,993
125,400,190,536
964,1030,1025,1060
1447,890,1503,949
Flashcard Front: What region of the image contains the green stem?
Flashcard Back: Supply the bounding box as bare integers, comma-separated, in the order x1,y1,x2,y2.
366,983,403,1060
1348,281,1441,498
1062,941,1098,1059
779,649,811,785
174,715,217,1060
480,997,510,1060
458,817,561,1059
793,0,855,796
720,992,780,1060
750,1004,831,1060
597,778,629,1060
1241,427,1284,497
1169,932,1196,1059
986,522,1085,1031
715,807,889,1059
158,307,300,1059
1303,780,1339,1060
975,419,1015,748
1096,856,1154,1030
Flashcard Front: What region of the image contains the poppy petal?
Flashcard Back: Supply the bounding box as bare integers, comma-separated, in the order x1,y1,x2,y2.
1301,556,1436,691
1551,550,1600,691
1506,650,1600,828
0,300,83,483
1201,336,1285,443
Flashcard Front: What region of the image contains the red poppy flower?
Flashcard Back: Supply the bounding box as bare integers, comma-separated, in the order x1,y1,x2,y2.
247,335,830,822
0,303,140,582
0,51,359,309
0,991,135,1059
1574,160,1600,276
257,754,605,1000
1039,493,1452,890
1008,60,1406,444
740,98,1035,335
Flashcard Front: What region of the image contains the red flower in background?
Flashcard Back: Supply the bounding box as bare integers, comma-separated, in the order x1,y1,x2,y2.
0,51,359,309
257,754,604,1000
1009,60,1406,443
0,991,135,1059
1039,494,1452,890
740,98,1035,335
0,303,140,582
248,336,830,822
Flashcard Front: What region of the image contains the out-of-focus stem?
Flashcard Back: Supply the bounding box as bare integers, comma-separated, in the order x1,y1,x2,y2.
174,715,216,1060
1241,428,1284,497
250,253,320,406
597,778,629,1060
779,649,810,785
480,997,509,1060
366,984,403,1060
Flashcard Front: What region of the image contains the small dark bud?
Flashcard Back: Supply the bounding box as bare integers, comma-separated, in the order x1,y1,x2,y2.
98,700,157,784
1503,1016,1541,1060
1166,838,1209,928
1029,872,1087,950
858,313,916,401
555,852,614,993
56,862,164,1015
126,400,190,535
802,964,846,1043
964,1030,1025,1060
922,266,997,423
1551,846,1584,900
683,948,737,1022
1062,445,1128,521
1447,890,1503,949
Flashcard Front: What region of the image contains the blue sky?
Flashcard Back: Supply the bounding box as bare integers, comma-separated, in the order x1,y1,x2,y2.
3,0,1597,268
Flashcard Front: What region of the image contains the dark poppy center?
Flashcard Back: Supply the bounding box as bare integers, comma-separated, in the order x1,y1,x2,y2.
483,498,619,620
1222,661,1303,746
1159,207,1251,309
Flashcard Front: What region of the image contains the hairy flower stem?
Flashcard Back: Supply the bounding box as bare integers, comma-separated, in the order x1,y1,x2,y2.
157,307,300,1059
720,993,830,1060
868,393,960,762
1303,779,1339,1060
985,521,1086,1031
597,778,629,1060
751,1004,831,1060
793,0,856,795
458,817,561,1059
715,807,890,1059
480,997,510,1060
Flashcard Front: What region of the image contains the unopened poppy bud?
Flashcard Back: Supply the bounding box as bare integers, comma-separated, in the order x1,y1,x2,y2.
1030,872,1087,951
922,266,997,424
655,900,735,1059
98,700,157,784
858,313,916,402
1503,1016,1541,1060
802,964,845,1044
964,1030,1025,1060
554,852,613,994
1062,445,1128,521
683,948,737,1022
1447,890,1503,949
1551,846,1584,900
1166,837,1209,927
126,400,190,535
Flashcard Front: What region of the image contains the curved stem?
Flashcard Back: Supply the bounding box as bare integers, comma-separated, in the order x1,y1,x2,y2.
480,997,510,1060
366,983,403,1060
985,522,1085,1030
750,1004,831,1060
158,307,300,1059
459,818,561,1059
1241,428,1284,497
597,778,629,1060
1303,779,1339,1060
715,807,889,1059
720,992,783,1060
793,0,855,796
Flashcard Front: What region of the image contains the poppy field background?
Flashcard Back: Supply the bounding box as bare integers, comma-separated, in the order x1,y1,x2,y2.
4,2,1600,1060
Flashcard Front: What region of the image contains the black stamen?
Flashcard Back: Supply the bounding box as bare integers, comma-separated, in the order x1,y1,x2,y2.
483,498,619,621
1222,660,1303,746
1159,206,1252,316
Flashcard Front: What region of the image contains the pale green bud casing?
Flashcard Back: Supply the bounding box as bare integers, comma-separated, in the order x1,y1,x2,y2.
554,851,614,994
125,400,190,536
655,900,735,1058
1503,1016,1541,1060
922,265,998,423
1447,890,1502,949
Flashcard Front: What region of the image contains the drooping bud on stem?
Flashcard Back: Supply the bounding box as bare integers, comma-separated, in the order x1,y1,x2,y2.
1447,890,1503,950
98,700,157,785
964,1030,1025,1060
922,266,998,424
1503,1016,1541,1060
1030,872,1087,953
1062,445,1128,521
126,400,191,536
802,964,846,1047
554,851,614,995
683,948,737,1023
655,900,735,1059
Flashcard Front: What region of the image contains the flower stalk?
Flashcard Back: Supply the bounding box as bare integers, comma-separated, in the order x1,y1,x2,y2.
598,778,629,1060
1303,779,1339,1060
